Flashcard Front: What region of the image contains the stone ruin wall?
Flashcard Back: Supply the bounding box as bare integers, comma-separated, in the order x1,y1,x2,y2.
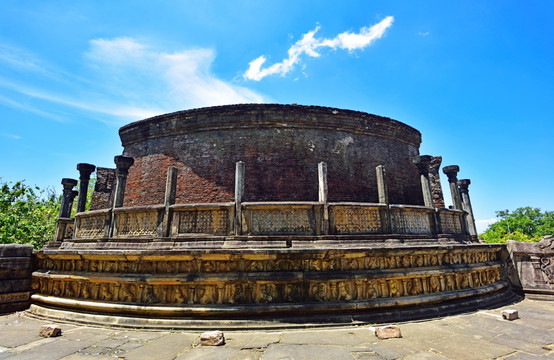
90,167,116,211
116,104,424,208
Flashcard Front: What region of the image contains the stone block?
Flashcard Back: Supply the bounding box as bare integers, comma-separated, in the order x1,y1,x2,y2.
0,257,32,271
200,330,225,346
39,324,62,337
0,244,33,258
375,325,402,339
0,279,32,294
502,309,519,321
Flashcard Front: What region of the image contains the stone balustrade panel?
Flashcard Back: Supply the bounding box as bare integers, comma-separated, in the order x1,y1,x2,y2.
242,204,319,235
174,208,232,235
439,210,464,234
113,207,163,237
75,212,109,239
330,205,382,234
390,207,433,235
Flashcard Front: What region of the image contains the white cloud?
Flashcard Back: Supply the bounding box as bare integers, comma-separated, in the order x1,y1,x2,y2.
244,16,394,81
0,39,265,125
0,131,21,140
418,31,430,37
476,218,498,234
86,37,264,112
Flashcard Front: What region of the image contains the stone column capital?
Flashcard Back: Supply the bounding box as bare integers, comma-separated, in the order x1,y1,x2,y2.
442,165,460,181
77,163,96,180
114,156,134,175
413,155,433,175
61,178,78,190
457,179,471,194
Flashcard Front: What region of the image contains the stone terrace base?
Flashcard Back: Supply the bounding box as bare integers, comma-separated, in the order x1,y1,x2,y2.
28,286,518,330
29,242,518,328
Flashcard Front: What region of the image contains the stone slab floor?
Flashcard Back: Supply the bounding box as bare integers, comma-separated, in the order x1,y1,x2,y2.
0,299,552,360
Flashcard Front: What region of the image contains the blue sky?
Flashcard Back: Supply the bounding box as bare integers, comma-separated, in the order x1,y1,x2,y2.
1,1,553,233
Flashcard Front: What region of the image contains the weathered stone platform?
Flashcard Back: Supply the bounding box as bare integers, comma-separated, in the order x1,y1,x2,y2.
29,240,515,328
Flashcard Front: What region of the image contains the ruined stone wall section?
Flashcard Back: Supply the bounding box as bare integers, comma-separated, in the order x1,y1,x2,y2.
429,156,446,208
90,167,116,211
119,104,424,207
0,244,33,313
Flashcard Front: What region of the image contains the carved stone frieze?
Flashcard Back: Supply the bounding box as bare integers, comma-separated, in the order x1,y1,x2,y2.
32,266,503,306
34,249,498,275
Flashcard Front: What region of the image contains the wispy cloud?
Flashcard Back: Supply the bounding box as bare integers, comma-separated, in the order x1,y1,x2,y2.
0,131,21,140
244,16,394,81
0,38,265,125
418,31,430,37
86,37,264,111
0,91,67,122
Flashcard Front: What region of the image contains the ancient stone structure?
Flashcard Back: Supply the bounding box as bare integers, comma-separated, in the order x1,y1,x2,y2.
507,236,554,300
28,104,517,328
0,244,33,314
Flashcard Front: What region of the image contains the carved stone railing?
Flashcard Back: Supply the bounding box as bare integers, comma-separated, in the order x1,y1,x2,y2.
55,218,75,241
390,205,435,235
170,203,235,236
329,203,386,234
74,209,111,239
112,205,164,238
438,209,465,235
241,202,323,236
72,202,469,239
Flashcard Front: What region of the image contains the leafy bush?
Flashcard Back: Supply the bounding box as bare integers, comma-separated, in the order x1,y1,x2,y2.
0,179,60,249
480,207,554,243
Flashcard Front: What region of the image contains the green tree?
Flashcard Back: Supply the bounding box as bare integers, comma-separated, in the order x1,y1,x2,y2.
0,178,60,249
480,207,554,243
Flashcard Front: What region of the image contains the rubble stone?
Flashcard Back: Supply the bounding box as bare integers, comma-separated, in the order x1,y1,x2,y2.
375,325,402,339
200,330,225,346
39,325,62,337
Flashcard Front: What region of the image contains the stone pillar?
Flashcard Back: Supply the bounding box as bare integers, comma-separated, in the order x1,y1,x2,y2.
59,178,78,218
161,166,179,237
413,155,433,208
318,162,328,202
68,190,78,214
318,162,329,235
376,165,392,233
112,156,134,208
376,165,389,205
76,163,96,213
442,165,463,210
458,179,477,236
428,156,445,208
235,161,245,235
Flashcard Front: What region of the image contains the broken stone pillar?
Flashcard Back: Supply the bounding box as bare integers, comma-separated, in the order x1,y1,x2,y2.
59,178,78,218
428,156,445,208
376,165,389,205
458,179,477,236
442,165,463,210
413,155,434,207
318,162,328,203
161,166,178,237
318,162,329,235
112,156,134,208
76,163,96,213
376,165,391,233
89,167,116,210
235,161,245,235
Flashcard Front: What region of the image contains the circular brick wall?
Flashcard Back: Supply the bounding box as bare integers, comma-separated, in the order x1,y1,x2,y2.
119,104,423,206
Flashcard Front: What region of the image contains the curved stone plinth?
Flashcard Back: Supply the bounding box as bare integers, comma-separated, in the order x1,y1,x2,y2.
29,243,515,328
